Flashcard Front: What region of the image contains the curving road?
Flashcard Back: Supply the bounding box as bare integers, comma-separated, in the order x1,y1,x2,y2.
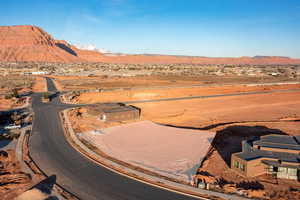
29,78,202,200
29,78,300,200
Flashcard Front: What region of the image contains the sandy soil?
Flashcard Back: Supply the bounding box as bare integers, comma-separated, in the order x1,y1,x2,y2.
71,83,300,104
79,121,215,182
133,91,300,130
32,76,47,93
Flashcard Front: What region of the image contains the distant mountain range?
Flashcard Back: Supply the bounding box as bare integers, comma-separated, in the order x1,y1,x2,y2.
0,25,299,65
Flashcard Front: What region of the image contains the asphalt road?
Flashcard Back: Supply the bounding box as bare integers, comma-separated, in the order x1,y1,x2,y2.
29,78,201,200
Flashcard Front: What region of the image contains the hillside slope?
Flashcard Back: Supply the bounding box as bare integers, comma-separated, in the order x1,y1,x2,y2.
0,25,85,62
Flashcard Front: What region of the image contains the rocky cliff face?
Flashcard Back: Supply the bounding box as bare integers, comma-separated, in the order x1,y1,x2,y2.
0,25,299,64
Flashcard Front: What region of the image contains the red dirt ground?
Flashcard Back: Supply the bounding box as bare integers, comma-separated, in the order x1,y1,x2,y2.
71,83,300,104
69,87,300,199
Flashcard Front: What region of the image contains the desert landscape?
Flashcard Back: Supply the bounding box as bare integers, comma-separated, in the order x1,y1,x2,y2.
0,6,300,199
66,79,300,199
1,25,300,65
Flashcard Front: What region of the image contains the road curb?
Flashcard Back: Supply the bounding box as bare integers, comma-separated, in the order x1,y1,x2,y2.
61,108,249,200
15,124,66,199
19,103,79,200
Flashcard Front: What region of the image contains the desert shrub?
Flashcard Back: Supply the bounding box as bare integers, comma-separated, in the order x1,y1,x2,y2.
4,94,13,99
43,92,49,99
4,88,19,99
11,88,19,98
236,181,264,190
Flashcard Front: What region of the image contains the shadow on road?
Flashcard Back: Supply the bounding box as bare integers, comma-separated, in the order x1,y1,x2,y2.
0,139,12,149
49,92,60,101
32,175,57,195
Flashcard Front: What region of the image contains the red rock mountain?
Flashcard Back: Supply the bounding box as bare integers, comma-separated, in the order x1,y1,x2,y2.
0,25,83,62
0,25,300,64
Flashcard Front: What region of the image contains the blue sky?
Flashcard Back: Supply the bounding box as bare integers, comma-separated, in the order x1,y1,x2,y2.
1,0,300,58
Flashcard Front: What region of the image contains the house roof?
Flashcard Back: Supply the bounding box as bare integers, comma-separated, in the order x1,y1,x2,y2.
103,105,139,114
258,134,299,145
235,150,300,163
87,103,125,115
253,134,300,151
261,160,300,169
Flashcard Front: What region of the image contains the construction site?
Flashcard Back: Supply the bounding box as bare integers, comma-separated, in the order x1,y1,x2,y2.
61,74,300,199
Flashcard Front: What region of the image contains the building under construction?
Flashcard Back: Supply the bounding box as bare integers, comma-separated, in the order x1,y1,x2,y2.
100,105,140,122
231,134,300,181
87,103,140,122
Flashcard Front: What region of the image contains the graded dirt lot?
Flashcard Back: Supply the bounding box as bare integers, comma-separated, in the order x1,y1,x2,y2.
133,91,300,130
69,82,300,104
78,120,215,182
69,86,300,199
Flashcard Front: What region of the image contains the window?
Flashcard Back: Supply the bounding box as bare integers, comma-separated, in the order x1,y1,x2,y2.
240,164,245,171
234,160,239,168
288,168,297,176
278,167,287,173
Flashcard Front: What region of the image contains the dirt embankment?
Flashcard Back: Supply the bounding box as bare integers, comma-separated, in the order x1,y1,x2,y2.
0,150,32,199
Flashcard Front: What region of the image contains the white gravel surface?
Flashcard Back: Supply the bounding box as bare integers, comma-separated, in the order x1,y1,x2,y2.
79,121,215,182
